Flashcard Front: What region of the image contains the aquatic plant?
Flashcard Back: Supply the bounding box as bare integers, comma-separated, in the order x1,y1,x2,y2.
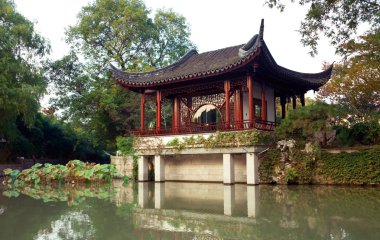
2,160,121,187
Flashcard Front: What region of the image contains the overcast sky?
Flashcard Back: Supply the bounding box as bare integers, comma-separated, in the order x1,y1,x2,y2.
13,0,339,103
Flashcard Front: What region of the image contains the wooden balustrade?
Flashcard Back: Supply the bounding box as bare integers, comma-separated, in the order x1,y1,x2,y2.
131,120,277,136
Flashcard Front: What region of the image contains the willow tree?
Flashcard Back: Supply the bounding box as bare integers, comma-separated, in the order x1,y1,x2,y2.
0,0,49,144
47,0,195,149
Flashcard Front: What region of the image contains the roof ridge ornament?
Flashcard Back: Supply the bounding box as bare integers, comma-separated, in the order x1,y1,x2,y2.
259,18,264,43
238,19,264,58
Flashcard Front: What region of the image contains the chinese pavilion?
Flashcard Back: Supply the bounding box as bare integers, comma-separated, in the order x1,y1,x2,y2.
110,19,333,185
111,19,332,136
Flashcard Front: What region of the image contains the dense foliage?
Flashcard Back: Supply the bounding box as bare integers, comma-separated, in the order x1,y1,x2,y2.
259,147,380,185
1,113,108,163
0,0,107,163
336,121,380,146
317,30,380,116
0,0,49,143
46,0,196,150
2,160,120,187
276,102,380,147
319,148,380,184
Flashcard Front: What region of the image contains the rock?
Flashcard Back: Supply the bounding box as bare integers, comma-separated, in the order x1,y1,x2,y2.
313,130,336,145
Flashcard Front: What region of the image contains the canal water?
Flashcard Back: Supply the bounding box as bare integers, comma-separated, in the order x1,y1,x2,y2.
0,181,379,239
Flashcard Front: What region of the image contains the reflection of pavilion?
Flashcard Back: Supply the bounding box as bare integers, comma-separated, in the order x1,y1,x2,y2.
135,182,260,239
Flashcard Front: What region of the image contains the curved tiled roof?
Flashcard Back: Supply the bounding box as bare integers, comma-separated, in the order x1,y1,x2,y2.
110,40,260,87
111,19,332,90
259,41,333,90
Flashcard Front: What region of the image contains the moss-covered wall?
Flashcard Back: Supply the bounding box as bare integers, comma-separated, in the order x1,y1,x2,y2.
259,147,380,185
317,149,380,184
258,149,280,183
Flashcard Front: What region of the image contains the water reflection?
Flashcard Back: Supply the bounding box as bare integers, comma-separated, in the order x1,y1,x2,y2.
34,211,96,240
137,182,259,218
247,185,259,218
134,182,380,239
1,182,380,239
223,185,235,216
2,183,116,207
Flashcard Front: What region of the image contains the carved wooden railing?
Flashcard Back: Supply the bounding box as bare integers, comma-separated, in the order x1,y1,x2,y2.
131,120,278,136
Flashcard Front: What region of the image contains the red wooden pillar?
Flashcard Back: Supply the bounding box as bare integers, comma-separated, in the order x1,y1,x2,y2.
172,98,175,130
234,90,239,128
156,90,162,133
280,95,286,119
177,97,181,131
187,97,192,127
292,95,297,109
172,96,180,133
140,92,145,132
300,93,305,107
247,74,254,126
239,89,243,125
261,81,266,121
224,80,230,128
234,88,243,128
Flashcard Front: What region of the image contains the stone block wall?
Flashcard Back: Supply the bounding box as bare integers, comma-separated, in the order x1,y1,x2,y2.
111,156,133,178
164,154,247,183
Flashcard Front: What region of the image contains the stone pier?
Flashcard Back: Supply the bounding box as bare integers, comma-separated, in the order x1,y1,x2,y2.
223,154,235,185
137,147,264,185
246,153,260,185
138,156,148,181
154,155,165,182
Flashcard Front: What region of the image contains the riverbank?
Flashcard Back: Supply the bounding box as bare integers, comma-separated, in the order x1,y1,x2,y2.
259,146,380,185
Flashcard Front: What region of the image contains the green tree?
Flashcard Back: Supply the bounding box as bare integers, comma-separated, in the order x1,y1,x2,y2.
47,0,195,149
265,1,380,116
317,30,380,116
9,113,108,162
0,0,49,158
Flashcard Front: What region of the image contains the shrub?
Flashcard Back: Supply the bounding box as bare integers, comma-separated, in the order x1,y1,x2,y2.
350,121,380,145
336,126,355,146
336,121,380,146
116,136,135,156
285,167,299,184
276,102,344,146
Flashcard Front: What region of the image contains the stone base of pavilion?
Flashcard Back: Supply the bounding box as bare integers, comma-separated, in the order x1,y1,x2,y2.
136,133,267,185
